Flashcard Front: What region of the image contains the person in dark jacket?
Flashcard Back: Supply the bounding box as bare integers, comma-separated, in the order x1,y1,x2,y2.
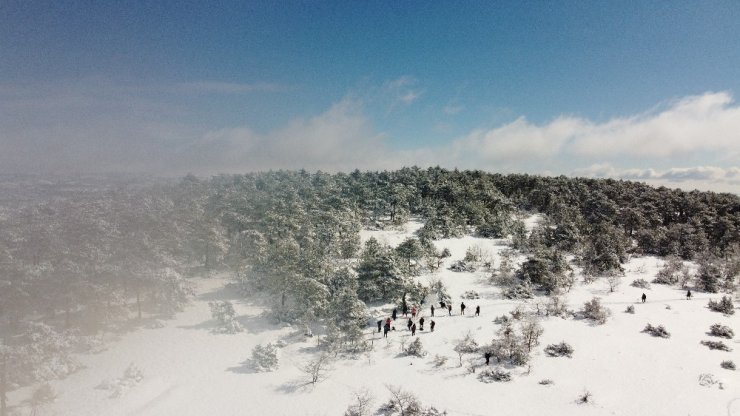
383,323,390,338
431,304,435,317
392,308,398,320
686,289,692,300
419,317,425,331
407,318,413,331
460,302,466,315
641,293,647,303
484,351,492,365
377,320,382,333
402,303,408,317
430,320,435,332
411,323,417,336
475,305,480,316
447,304,452,315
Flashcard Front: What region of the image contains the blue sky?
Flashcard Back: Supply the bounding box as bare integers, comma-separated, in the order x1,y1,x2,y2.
2,1,740,192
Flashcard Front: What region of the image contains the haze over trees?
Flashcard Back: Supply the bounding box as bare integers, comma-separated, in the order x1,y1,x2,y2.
0,167,738,400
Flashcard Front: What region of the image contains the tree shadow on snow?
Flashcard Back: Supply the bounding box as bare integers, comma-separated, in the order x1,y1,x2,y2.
226,359,259,374
197,283,244,302
274,379,313,394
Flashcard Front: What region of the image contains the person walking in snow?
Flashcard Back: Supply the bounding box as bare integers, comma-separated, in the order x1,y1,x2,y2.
386,317,392,327
447,304,452,315
641,293,647,303
430,320,436,332
484,351,492,365
411,306,417,318
377,320,382,333
686,289,692,300
407,318,413,331
419,317,425,331
402,303,408,317
460,302,466,315
383,322,390,338
431,304,435,317
411,323,417,336
475,305,480,316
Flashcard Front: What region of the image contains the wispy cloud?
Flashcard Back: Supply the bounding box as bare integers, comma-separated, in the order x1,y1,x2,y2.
443,105,464,115
383,76,423,112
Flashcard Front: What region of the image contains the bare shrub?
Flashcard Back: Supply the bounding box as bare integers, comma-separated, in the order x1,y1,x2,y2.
544,342,574,358
299,354,333,385
625,305,635,314
707,296,735,315
720,360,736,370
701,340,732,351
477,368,511,383
539,379,554,385
577,391,592,404
642,324,670,338
708,324,734,339
630,278,651,289
380,385,446,416
344,388,375,416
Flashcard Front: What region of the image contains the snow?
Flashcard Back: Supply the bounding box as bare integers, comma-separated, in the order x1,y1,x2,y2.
10,219,740,416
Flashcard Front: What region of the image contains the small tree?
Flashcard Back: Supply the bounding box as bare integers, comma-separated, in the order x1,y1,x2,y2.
581,297,609,324
520,318,544,353
208,301,243,333
250,343,279,372
344,388,375,416
299,353,333,385
404,338,426,358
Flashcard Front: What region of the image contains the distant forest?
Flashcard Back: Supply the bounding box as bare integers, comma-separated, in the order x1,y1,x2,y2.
1,168,738,393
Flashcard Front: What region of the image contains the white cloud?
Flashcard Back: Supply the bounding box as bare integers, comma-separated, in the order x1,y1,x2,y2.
448,91,740,165
572,164,740,193
173,99,394,174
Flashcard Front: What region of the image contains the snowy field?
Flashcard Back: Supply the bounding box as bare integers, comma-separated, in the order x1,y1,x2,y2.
9,219,739,416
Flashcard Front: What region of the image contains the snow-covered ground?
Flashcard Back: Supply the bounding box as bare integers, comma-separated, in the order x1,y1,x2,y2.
10,219,739,416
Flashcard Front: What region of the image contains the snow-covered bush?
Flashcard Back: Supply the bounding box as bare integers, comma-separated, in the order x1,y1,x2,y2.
707,296,734,315
721,360,736,370
344,388,375,416
701,340,732,351
503,283,533,299
625,305,635,314
461,290,480,299
546,296,572,318
404,338,426,358
631,278,651,289
208,301,244,333
539,379,554,385
20,322,83,384
544,342,574,357
581,297,609,324
380,385,446,416
251,343,279,372
708,324,734,339
432,354,448,367
477,368,511,383
642,324,671,338
653,257,686,285
494,314,511,325
96,363,144,398
449,260,476,273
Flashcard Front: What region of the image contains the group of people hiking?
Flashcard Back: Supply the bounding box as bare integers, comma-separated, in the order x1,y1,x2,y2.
376,299,481,338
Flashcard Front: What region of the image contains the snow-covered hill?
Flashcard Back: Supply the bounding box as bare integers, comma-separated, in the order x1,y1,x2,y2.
10,220,739,416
